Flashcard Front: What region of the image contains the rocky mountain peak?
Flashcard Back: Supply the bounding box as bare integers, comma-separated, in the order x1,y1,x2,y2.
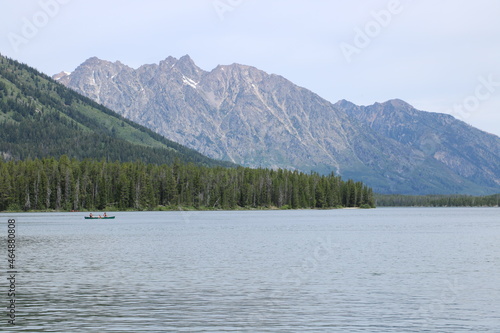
177,54,195,66
378,99,415,114
78,57,131,72
158,56,177,69
55,55,500,195
383,98,412,109
210,63,269,86
334,99,358,109
175,55,202,78
80,56,106,67
52,71,71,81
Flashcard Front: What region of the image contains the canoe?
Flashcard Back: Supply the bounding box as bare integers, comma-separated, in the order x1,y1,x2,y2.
84,216,115,219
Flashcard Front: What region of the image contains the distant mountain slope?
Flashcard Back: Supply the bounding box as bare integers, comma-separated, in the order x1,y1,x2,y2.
0,54,234,167
55,56,500,195
335,99,500,194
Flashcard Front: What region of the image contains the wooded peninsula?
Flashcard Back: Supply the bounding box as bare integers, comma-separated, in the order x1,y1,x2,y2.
0,156,375,212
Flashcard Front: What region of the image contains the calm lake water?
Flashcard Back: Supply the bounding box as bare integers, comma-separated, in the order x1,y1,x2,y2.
1,208,499,332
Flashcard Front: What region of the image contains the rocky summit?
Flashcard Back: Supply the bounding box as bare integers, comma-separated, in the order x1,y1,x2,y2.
55,56,500,195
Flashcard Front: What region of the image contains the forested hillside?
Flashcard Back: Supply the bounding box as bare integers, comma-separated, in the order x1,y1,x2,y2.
0,54,233,167
0,54,375,212
375,194,499,207
0,157,374,211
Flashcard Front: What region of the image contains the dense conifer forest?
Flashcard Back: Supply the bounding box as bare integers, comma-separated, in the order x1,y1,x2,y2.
0,157,375,211
375,194,499,207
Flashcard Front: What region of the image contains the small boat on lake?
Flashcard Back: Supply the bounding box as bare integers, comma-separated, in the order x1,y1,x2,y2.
84,216,115,219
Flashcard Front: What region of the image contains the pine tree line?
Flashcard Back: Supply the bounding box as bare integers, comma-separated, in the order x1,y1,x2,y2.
375,194,499,207
0,156,375,211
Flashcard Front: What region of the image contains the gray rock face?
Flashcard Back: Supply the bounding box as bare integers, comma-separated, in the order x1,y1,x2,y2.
55,56,500,195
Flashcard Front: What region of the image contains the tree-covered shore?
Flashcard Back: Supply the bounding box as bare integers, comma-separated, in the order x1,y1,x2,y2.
375,193,499,207
0,156,375,212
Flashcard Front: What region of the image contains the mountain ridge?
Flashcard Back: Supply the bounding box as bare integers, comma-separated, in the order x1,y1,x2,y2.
55,55,500,195
0,53,234,167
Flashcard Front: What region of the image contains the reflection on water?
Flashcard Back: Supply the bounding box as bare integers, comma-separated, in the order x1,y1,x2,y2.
0,208,499,332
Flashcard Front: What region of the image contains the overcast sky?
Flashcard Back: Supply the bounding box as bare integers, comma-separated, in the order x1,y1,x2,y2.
1,0,499,136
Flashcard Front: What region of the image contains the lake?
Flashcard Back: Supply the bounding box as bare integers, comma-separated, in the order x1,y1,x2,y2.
1,208,499,332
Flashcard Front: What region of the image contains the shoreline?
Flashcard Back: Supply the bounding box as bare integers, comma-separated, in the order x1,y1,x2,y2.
0,205,372,214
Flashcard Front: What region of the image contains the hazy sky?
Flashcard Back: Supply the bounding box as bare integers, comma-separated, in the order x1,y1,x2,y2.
1,0,499,136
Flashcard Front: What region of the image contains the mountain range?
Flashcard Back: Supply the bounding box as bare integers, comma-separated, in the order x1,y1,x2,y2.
0,54,233,167
54,55,500,195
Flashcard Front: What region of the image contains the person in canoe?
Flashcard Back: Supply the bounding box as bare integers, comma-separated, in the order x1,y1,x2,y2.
103,212,108,217
89,213,93,218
